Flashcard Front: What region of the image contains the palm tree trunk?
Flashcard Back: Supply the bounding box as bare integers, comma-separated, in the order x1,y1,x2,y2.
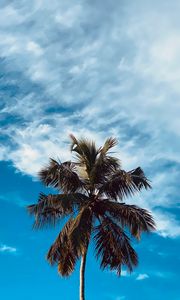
79,249,87,300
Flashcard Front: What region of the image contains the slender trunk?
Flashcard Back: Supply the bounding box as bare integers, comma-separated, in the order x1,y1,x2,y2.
79,249,87,300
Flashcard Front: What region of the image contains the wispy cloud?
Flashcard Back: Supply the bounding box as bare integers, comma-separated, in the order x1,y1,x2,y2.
0,1,179,238
153,210,180,238
136,273,149,281
0,244,17,254
107,294,126,300
121,270,129,277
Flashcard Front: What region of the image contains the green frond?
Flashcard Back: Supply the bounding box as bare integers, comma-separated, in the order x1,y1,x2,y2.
94,216,138,275
27,193,89,229
38,159,84,193
98,200,156,239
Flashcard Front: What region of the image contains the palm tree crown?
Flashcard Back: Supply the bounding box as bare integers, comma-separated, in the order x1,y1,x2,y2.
28,135,155,298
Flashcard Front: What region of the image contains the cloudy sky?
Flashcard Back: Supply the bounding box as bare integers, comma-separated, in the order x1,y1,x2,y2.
0,0,180,299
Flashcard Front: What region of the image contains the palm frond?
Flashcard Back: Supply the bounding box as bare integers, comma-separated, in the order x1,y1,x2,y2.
27,193,89,228
98,200,156,239
100,137,118,154
27,134,155,281
99,168,151,200
70,134,99,175
84,137,120,186
128,167,151,190
90,154,120,185
69,206,93,253
47,218,78,276
47,206,93,276
38,159,84,193
94,216,138,275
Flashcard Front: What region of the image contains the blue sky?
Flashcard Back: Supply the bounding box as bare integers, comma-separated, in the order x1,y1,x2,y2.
0,0,180,299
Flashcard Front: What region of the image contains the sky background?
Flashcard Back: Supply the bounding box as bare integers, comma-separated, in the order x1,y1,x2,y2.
0,0,180,299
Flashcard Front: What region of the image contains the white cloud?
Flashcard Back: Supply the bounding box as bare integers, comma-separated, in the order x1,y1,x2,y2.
0,0,179,238
136,273,149,281
55,4,82,28
0,146,7,161
106,293,126,300
26,41,43,56
0,244,17,254
121,270,129,277
153,211,180,238
0,5,25,27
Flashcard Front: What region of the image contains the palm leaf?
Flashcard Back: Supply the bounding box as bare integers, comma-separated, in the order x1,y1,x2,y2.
27,134,155,282
70,134,99,175
27,193,89,228
99,168,151,200
69,206,93,253
128,167,151,190
86,138,120,186
94,216,138,275
99,137,118,154
98,200,156,239
90,155,120,185
39,159,84,193
47,218,78,276
47,206,93,276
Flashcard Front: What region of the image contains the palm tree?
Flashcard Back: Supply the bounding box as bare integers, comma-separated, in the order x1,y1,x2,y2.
27,135,155,300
